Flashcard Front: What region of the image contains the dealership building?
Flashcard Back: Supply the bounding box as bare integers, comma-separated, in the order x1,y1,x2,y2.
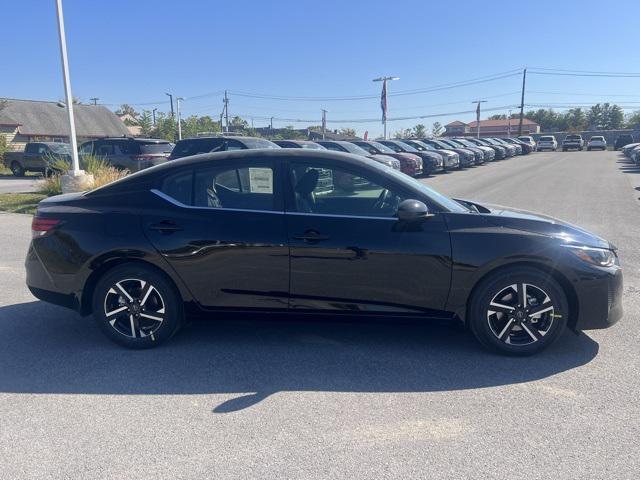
444,118,540,137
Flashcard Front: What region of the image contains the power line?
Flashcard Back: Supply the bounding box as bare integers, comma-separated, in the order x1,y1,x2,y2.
228,69,523,102
529,90,640,98
529,66,640,75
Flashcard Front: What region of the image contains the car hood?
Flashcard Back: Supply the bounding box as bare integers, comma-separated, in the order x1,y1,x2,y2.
455,199,613,250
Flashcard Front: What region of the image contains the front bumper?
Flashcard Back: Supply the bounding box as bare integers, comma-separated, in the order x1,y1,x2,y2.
573,266,623,330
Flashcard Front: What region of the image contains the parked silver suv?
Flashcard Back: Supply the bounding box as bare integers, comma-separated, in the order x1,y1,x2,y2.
78,137,173,171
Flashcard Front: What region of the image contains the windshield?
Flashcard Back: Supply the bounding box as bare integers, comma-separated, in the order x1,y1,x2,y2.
366,141,395,153
300,142,326,150
401,140,426,151
242,138,281,149
387,140,419,153
340,142,370,156
48,143,71,154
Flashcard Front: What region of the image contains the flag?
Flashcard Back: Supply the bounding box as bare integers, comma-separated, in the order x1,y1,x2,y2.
476,101,481,123
380,80,387,124
364,131,369,140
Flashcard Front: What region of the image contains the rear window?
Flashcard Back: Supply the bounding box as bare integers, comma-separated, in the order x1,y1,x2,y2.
591,136,605,141
566,135,581,140
539,136,554,141
139,142,173,154
240,138,280,149
171,138,223,159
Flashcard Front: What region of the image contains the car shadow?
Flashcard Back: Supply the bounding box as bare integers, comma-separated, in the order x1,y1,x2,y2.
0,301,599,413
617,158,640,173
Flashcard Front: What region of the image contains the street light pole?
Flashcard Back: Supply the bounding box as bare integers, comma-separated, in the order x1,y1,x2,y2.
472,100,488,138
373,76,399,140
54,0,80,174
165,92,174,117
321,109,327,140
152,108,157,126
176,97,184,140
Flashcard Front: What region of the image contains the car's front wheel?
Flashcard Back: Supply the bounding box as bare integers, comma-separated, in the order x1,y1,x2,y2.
92,264,183,348
468,267,568,355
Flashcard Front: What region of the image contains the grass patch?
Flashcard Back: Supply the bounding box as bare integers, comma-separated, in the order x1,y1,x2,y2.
0,192,47,215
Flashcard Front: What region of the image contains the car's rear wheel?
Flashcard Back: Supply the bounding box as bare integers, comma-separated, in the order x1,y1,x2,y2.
10,161,25,177
468,267,568,355
92,264,183,349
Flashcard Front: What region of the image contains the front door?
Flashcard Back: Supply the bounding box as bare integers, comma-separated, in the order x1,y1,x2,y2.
145,158,289,311
285,158,452,315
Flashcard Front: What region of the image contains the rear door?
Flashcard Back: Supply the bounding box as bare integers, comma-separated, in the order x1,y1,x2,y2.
144,157,289,311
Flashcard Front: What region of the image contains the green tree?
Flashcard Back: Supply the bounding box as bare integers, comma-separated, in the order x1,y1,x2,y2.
393,128,412,139
488,114,507,120
625,110,640,129
431,122,444,137
116,104,138,117
181,115,221,138
137,110,154,136
338,128,357,137
412,124,427,138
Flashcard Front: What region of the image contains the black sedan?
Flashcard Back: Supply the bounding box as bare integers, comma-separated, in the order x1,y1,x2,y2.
26,149,623,355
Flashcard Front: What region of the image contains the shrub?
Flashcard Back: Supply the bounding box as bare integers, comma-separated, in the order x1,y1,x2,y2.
40,154,130,196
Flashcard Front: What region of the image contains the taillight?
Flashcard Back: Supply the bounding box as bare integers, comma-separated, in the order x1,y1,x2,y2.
31,216,60,238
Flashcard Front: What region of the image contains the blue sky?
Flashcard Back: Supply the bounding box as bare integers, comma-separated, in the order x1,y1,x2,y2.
3,0,640,136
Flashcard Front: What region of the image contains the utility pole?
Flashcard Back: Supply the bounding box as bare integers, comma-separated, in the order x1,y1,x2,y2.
507,109,512,137
518,68,527,136
373,76,399,139
270,116,274,138
472,100,488,138
152,108,157,126
321,109,327,140
176,97,183,140
90,97,99,105
165,92,174,117
224,90,229,133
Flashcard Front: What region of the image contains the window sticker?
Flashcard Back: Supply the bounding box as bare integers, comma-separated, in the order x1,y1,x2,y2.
248,168,273,194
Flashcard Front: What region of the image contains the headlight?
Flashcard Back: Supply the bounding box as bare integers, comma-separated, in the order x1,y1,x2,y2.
563,245,617,267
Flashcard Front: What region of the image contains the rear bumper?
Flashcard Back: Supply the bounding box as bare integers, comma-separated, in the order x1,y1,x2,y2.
574,266,623,330
25,243,80,311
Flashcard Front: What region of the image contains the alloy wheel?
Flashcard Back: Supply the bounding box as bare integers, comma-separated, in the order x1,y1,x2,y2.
103,278,165,339
486,283,556,346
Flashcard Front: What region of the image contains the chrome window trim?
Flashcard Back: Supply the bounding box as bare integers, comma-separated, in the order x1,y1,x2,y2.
152,189,398,221
151,188,284,215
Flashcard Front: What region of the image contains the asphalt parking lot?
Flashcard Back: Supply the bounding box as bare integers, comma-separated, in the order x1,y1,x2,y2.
0,150,638,479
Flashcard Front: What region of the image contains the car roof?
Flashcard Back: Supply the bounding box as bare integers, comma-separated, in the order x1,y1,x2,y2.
88,148,380,196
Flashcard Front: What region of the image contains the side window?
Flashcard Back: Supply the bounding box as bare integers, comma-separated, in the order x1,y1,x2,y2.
96,143,115,156
224,140,245,151
358,143,376,155
116,141,138,155
161,170,193,205
37,145,48,154
25,144,38,154
290,163,405,217
194,164,275,211
79,142,93,155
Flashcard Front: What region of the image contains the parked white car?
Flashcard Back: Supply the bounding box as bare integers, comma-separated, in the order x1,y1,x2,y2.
587,136,607,151
537,135,557,151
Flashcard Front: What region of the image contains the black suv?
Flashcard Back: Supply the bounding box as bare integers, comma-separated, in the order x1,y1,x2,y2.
79,137,173,171
168,136,280,161
614,134,635,151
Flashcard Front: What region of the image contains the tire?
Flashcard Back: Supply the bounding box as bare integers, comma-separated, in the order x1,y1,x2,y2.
468,267,569,356
92,263,184,349
10,161,25,177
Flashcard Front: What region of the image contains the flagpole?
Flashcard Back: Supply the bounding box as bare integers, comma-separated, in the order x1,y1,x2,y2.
373,76,399,140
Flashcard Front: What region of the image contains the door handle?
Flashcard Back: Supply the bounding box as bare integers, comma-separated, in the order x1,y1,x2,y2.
293,230,329,242
149,221,183,233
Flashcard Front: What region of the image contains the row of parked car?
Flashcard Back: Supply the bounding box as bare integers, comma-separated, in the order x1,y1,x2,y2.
168,134,535,178
6,134,535,178
621,141,640,165
535,133,636,152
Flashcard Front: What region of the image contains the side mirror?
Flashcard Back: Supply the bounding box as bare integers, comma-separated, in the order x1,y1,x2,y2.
397,199,431,222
